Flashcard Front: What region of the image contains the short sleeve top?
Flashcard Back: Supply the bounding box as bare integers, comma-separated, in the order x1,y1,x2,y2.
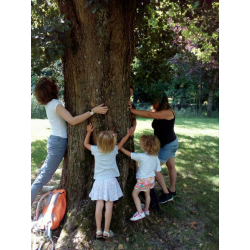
131,152,161,179
45,99,67,138
91,145,120,180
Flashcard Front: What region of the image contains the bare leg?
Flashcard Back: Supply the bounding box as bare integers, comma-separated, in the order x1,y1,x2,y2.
95,200,104,235
132,189,143,213
103,200,114,235
155,169,169,194
166,157,177,192
144,189,150,211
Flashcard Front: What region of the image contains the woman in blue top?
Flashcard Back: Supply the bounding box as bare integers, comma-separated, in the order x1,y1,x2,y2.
31,77,108,206
128,94,179,204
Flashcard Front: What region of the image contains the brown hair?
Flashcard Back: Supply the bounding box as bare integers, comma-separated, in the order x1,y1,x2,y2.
140,135,160,155
158,94,172,111
34,77,59,105
97,131,117,153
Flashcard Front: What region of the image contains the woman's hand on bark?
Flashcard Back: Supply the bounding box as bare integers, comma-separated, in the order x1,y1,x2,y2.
92,104,108,114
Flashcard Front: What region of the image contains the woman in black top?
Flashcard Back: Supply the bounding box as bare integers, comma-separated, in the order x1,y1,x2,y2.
128,94,179,204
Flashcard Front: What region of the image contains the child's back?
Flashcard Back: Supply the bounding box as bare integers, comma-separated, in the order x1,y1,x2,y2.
84,124,131,238
91,145,119,179
131,152,161,179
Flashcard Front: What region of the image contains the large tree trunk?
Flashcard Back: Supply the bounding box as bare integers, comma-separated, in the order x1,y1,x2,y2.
207,70,218,118
56,1,137,248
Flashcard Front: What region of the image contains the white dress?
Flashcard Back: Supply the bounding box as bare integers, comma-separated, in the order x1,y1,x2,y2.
89,145,123,201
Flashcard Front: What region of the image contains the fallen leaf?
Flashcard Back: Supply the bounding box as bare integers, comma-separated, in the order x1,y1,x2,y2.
147,247,153,250
183,183,187,187
190,221,198,229
105,238,111,242
203,192,207,195
118,244,124,249
126,237,129,242
208,233,213,236
172,223,178,226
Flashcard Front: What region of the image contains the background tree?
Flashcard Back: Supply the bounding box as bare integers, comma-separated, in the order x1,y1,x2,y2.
130,0,219,117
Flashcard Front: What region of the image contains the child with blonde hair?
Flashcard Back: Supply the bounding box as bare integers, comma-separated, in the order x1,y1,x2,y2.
84,123,131,238
120,134,161,221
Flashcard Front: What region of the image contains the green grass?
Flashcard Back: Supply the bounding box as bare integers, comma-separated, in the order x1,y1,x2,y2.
31,117,219,249
31,119,62,183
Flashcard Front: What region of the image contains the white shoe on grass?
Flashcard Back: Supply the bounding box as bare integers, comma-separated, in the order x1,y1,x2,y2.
130,211,145,221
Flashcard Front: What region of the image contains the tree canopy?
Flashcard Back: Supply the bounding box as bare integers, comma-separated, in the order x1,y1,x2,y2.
31,0,219,112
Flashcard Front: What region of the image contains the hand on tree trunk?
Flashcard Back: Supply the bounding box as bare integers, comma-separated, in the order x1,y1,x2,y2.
92,104,108,114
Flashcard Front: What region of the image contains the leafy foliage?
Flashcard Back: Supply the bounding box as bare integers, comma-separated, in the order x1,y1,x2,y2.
31,60,64,97
31,95,47,119
130,0,219,113
31,0,70,75
31,0,219,115
84,0,109,13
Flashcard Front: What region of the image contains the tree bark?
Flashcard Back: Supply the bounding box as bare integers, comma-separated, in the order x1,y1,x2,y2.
198,66,203,115
56,1,137,248
207,70,218,118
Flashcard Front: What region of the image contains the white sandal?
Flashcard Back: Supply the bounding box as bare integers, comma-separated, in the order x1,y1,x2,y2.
103,230,114,239
96,230,103,238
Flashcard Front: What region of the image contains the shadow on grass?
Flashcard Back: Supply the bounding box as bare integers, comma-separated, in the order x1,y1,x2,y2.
158,132,219,249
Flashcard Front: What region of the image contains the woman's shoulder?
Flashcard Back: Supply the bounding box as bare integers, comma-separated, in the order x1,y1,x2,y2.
46,99,61,106
51,99,62,104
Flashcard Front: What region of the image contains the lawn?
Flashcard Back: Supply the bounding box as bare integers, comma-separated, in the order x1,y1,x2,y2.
31,117,219,250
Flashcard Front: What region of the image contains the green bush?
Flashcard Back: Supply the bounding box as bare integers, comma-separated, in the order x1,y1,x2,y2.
175,107,219,118
133,102,151,111
175,107,196,118
31,95,47,119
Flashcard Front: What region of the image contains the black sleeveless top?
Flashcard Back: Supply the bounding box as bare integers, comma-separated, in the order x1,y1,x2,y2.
152,112,176,148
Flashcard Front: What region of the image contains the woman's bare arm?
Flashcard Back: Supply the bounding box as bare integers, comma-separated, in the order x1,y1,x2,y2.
56,104,108,125
128,101,173,120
